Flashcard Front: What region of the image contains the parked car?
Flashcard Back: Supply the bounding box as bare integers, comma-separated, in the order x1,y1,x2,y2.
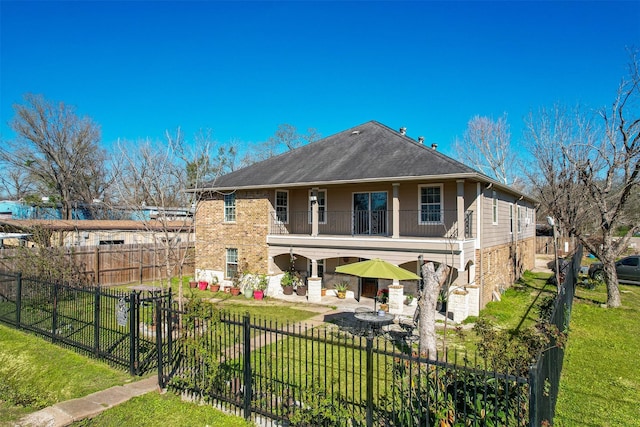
588,255,640,285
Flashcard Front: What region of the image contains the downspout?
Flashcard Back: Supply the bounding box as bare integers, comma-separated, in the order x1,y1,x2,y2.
478,182,484,307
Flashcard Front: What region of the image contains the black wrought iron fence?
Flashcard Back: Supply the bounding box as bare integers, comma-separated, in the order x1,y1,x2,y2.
0,271,169,375
156,303,530,426
528,245,582,426
0,247,583,426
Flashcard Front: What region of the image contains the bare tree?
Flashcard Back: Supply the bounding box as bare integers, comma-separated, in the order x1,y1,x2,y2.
417,261,450,359
241,123,321,166
111,128,232,311
454,114,519,186
0,94,107,219
524,51,640,308
0,159,36,199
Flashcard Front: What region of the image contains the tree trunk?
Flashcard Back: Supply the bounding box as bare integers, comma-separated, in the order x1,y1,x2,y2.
603,261,622,307
418,261,449,359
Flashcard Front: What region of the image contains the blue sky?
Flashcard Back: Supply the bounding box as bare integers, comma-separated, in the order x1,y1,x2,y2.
1,1,639,159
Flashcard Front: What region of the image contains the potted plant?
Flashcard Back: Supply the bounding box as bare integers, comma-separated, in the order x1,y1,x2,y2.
230,273,242,296
405,294,414,305
334,281,349,299
296,276,307,296
188,277,198,288
209,276,220,292
281,271,295,295
254,274,268,300
242,275,255,299
377,288,389,312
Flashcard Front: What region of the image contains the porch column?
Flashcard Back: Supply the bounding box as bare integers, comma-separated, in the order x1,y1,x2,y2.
457,179,465,239
308,258,322,303
311,188,319,237
392,183,400,238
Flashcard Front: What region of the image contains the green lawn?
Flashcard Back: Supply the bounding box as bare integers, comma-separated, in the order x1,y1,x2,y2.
72,392,252,427
0,324,132,425
554,281,640,426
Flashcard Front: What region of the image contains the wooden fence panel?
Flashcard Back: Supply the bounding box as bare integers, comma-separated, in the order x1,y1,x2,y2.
0,243,194,286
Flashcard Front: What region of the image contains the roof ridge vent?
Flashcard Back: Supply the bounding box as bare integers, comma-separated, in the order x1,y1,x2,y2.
431,143,438,150
351,130,360,135
399,127,407,136
418,136,425,144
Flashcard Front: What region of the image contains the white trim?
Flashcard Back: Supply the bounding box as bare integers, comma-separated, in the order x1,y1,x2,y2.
308,189,327,224
275,189,289,224
418,183,444,225
492,190,498,225
223,193,236,223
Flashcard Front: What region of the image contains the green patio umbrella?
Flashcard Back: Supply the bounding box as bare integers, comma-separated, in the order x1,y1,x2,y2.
335,258,420,281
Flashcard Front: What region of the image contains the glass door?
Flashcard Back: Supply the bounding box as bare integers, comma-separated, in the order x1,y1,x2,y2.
353,192,387,235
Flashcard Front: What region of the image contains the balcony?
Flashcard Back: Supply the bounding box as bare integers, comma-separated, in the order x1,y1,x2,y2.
269,210,474,239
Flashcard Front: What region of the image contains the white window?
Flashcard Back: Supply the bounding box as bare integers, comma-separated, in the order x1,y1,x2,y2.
509,204,513,234
419,184,443,224
226,248,238,279
275,190,288,223
308,189,326,224
492,191,498,224
224,193,236,222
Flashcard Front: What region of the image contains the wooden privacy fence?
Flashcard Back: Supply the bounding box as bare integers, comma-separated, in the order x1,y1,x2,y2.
0,243,195,287
536,236,575,256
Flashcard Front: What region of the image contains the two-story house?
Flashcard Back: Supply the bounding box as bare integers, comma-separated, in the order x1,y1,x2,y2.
190,121,536,321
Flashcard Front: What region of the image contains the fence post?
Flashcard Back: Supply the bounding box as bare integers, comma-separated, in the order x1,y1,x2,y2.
529,362,538,427
52,282,59,342
94,287,101,355
15,272,22,327
243,313,252,420
155,297,164,387
366,333,374,427
129,291,138,376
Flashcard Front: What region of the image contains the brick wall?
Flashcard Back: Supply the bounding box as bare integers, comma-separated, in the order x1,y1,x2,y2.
195,190,271,278
476,236,535,308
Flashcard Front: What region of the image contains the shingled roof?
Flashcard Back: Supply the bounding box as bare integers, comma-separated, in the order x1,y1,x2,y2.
196,120,488,191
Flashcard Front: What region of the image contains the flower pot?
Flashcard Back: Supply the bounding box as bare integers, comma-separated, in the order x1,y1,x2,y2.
321,288,327,297
230,287,241,296
254,289,264,300
282,285,294,295
189,281,198,289
209,284,220,292
379,303,389,312
244,289,253,299
337,291,346,299
296,285,307,296
198,281,208,291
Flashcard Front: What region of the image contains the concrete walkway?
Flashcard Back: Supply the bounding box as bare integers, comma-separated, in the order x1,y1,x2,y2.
16,376,158,427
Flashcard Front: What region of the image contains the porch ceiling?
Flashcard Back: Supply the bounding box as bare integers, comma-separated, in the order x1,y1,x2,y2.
267,235,475,270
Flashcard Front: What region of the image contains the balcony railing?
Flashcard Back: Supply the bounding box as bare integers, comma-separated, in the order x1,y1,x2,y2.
269,209,474,239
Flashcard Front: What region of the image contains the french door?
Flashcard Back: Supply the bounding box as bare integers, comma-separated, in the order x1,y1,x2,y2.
353,192,387,235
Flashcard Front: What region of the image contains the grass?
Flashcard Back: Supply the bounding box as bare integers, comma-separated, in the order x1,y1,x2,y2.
72,392,253,427
554,281,640,426
0,324,132,426
479,270,557,330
